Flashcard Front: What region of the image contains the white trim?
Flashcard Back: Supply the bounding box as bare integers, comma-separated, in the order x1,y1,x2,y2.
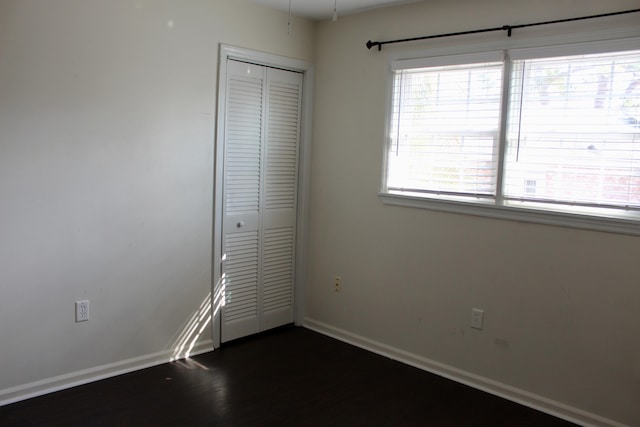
509,36,640,60
303,319,628,427
221,45,311,76
213,45,313,345
379,193,640,236
0,339,213,407
295,66,314,326
392,51,503,70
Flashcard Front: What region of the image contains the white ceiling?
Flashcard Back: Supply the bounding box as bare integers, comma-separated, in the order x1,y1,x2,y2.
249,0,422,21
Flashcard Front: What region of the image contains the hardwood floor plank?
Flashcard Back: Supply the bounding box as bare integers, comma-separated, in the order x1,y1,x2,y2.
0,327,577,426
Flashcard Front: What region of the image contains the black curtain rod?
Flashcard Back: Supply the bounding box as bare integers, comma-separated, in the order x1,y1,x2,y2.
366,8,640,51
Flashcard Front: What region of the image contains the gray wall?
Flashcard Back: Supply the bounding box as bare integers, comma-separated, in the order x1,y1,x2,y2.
307,0,640,425
2,0,639,425
0,0,314,401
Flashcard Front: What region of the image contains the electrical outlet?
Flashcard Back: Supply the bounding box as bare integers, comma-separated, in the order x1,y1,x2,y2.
471,308,484,330
334,275,342,293
76,300,89,322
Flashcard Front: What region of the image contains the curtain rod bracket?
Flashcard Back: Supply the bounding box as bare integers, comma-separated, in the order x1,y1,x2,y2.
502,25,513,37
366,40,381,51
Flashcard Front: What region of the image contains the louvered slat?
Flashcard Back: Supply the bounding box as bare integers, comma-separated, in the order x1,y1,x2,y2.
224,231,259,322
225,74,262,215
265,80,300,210
262,227,294,313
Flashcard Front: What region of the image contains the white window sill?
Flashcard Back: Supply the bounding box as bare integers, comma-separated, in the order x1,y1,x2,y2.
379,192,640,236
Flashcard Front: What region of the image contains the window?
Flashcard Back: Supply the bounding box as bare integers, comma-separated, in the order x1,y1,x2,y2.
505,51,640,208
388,56,503,197
383,40,640,234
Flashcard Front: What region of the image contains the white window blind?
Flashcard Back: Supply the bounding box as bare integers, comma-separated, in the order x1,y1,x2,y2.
384,39,640,233
388,61,503,197
504,50,640,208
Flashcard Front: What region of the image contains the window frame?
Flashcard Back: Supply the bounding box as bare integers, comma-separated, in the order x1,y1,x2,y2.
380,35,640,236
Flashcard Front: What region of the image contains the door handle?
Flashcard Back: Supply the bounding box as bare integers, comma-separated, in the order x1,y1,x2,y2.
236,221,244,228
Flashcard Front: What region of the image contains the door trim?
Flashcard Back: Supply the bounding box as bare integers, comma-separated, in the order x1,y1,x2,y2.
213,45,313,348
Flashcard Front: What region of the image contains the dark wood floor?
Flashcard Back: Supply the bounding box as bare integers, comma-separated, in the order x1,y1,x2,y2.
1,326,577,426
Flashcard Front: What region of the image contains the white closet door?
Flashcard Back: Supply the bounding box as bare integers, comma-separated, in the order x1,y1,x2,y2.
262,68,302,330
221,60,265,342
221,60,302,342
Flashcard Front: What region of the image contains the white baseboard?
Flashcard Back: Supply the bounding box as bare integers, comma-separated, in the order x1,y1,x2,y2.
303,318,627,427
0,339,214,407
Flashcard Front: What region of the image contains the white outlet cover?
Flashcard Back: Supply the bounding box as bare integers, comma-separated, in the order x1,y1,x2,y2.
471,308,484,330
76,300,89,322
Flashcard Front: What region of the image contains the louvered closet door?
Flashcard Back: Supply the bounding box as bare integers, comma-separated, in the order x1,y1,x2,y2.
221,60,302,343
221,60,265,342
261,67,302,330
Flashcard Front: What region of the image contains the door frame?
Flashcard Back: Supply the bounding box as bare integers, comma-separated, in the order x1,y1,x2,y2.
212,45,313,348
